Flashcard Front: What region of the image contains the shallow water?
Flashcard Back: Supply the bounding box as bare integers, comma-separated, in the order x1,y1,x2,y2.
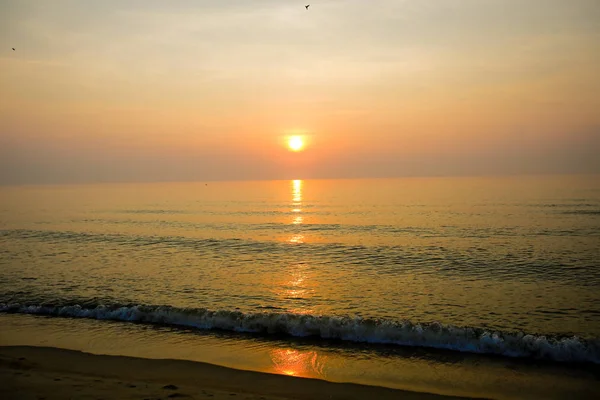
2,314,599,399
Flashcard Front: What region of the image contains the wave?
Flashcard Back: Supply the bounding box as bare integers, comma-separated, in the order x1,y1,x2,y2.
120,209,190,215
3,229,600,287
561,210,600,215
1,302,598,364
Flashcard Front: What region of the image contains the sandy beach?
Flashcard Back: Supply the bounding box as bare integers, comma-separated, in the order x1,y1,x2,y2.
0,346,470,400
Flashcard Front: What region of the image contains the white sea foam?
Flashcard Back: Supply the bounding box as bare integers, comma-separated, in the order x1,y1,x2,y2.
1,303,598,364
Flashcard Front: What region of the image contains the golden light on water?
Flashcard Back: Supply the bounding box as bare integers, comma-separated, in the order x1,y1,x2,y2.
271,261,315,315
292,179,302,203
269,348,322,378
289,234,305,244
289,179,305,242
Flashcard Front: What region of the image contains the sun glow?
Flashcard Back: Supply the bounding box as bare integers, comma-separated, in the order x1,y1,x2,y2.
287,136,305,152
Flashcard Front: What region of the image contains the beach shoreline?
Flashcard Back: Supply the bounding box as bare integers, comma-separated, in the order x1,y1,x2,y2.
0,345,471,400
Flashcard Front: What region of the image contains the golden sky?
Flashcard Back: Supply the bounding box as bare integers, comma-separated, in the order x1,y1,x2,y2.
1,0,599,183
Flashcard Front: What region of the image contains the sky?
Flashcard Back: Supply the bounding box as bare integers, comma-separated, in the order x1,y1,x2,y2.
1,0,599,184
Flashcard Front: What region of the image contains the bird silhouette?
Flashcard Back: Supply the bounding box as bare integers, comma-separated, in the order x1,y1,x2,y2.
12,48,15,51
305,5,310,10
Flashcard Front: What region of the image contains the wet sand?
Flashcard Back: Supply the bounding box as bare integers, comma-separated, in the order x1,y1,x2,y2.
0,346,471,400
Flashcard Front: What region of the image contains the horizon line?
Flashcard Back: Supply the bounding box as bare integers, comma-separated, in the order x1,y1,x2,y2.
1,171,598,188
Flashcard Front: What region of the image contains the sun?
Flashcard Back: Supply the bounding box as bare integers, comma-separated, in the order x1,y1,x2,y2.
287,136,305,152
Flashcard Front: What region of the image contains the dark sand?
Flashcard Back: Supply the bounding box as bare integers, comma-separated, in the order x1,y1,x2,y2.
0,346,472,400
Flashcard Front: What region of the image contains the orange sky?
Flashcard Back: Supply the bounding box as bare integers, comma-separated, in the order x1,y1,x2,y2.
1,0,599,184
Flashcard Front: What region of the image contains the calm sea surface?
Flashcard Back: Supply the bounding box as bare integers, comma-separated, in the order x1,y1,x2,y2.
1,175,599,398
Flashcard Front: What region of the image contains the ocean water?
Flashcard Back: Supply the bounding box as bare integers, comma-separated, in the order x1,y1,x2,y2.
1,176,600,398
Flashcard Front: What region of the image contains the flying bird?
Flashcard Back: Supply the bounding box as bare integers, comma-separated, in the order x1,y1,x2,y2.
12,48,15,51
305,5,310,10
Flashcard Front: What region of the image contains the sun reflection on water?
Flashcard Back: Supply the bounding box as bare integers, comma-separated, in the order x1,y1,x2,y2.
276,180,315,314
288,179,305,243
269,348,324,378
292,179,302,204
271,262,315,315
289,234,305,244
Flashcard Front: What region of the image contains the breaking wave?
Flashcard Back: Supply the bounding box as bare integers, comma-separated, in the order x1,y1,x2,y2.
1,302,598,364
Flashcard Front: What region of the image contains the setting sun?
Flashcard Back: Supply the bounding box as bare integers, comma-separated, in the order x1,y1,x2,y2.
287,136,305,152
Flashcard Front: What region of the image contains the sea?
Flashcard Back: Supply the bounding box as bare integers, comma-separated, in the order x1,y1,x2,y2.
1,175,599,399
